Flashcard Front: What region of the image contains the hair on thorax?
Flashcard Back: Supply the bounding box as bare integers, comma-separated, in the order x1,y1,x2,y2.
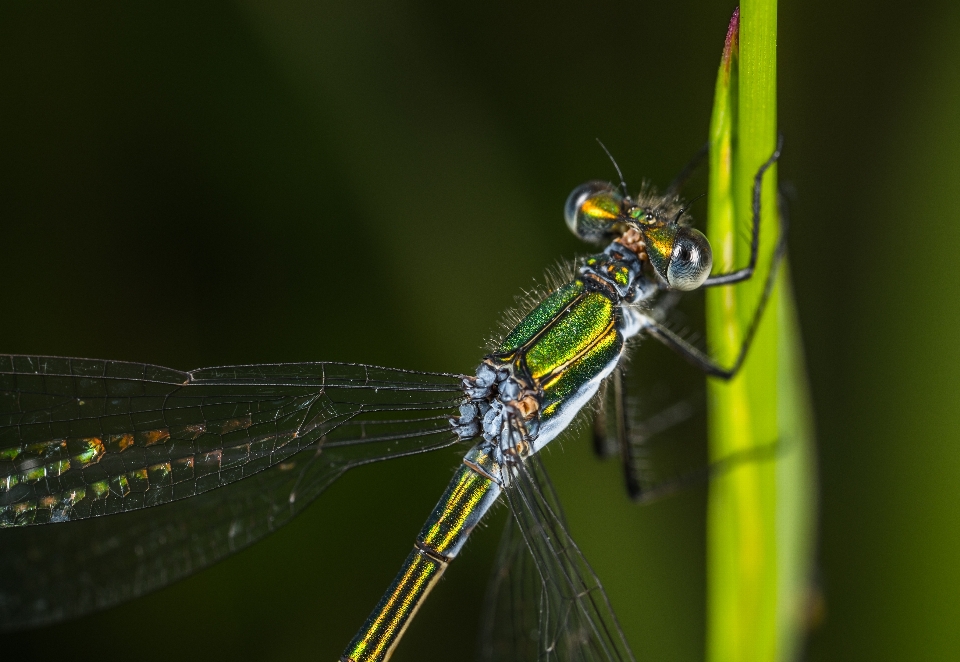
483,258,580,354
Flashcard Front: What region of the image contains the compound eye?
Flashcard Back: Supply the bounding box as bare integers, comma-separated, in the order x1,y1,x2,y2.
564,181,623,244
666,228,713,291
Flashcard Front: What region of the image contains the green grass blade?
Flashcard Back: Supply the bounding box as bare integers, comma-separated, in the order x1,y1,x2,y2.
775,270,819,661
705,3,817,661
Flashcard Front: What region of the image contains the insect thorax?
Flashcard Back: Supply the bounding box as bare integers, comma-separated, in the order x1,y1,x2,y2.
451,238,655,461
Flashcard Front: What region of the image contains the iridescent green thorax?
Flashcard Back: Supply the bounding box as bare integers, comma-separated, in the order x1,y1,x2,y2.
485,241,645,445
498,281,583,354
343,240,648,662
540,328,621,419
493,274,621,425
523,290,613,381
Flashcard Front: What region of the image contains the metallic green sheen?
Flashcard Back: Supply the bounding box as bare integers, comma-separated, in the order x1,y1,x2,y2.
540,327,622,420
585,254,631,288
497,281,583,353
342,548,444,662
642,225,677,278
586,191,621,218
523,289,615,380
417,462,498,559
566,184,625,243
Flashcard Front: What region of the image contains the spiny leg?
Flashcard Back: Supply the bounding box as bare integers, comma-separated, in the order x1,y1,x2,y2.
600,141,786,497
631,435,784,505
622,392,700,502
591,379,615,458
611,368,643,499
594,367,656,498
595,367,678,499
593,364,703,501
598,375,780,502
615,386,784,506
702,135,784,286
643,140,788,380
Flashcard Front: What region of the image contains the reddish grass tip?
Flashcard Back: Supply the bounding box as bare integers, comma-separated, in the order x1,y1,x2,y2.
723,6,740,68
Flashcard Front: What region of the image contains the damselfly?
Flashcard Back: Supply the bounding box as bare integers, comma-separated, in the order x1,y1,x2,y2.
0,141,783,661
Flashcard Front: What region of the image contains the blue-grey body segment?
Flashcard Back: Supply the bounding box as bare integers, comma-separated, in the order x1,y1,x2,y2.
345,237,654,662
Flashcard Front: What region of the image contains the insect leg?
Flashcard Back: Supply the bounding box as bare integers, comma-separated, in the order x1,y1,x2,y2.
644,157,790,380
641,273,774,381
632,435,785,505
622,393,699,502
592,379,616,458
702,136,784,286
609,368,644,499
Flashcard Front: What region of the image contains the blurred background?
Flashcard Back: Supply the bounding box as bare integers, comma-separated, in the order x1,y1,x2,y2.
2,1,959,660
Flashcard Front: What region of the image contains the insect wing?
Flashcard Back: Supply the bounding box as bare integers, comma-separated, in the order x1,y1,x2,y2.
497,453,636,662
0,355,467,630
477,514,542,661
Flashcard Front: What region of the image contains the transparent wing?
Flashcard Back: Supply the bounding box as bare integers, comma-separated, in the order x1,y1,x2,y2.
0,355,468,630
477,512,541,662
592,356,708,502
491,453,636,662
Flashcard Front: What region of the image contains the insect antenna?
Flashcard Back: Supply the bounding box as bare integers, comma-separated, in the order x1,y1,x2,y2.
672,192,707,223
596,138,629,198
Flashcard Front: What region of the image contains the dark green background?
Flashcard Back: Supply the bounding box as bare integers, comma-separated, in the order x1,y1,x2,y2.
2,1,958,660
